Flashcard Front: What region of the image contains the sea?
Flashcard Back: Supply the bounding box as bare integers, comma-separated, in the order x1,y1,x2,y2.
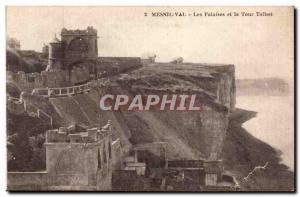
236,96,294,171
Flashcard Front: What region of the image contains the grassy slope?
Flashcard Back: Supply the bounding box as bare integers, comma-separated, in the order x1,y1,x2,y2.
48,90,200,159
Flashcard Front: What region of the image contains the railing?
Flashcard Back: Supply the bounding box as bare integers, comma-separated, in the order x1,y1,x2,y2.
32,83,91,98
30,76,111,99
7,95,53,128
112,138,120,146
7,96,23,104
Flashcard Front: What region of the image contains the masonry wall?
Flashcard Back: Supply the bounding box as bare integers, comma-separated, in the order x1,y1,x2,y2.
61,34,98,67
111,139,123,170
7,70,68,91
7,69,91,92
69,66,90,85
7,131,113,191
45,139,112,187
7,172,47,191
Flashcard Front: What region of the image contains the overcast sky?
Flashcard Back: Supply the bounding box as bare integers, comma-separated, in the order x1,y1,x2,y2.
6,6,294,80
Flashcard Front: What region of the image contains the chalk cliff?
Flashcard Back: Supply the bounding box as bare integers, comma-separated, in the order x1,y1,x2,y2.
15,63,235,161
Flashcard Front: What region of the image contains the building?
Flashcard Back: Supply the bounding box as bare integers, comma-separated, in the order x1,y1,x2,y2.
42,44,49,57
113,145,239,191
141,53,156,64
7,121,117,191
47,27,98,72
7,27,142,92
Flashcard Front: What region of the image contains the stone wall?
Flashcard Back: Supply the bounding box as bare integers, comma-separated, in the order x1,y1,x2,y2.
7,69,90,92
70,66,90,85
7,70,68,91
7,123,114,191
7,56,142,92
7,172,47,191
61,27,98,68
111,138,123,170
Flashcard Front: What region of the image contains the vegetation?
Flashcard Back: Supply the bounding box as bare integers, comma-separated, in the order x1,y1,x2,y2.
7,111,51,171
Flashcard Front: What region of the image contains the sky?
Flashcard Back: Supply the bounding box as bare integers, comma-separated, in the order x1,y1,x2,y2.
6,6,294,80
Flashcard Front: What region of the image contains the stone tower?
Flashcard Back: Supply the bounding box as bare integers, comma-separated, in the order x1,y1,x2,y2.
47,35,63,71
60,26,98,70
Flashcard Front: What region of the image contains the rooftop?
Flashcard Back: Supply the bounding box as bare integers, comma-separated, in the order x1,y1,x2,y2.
45,120,111,143
61,26,97,36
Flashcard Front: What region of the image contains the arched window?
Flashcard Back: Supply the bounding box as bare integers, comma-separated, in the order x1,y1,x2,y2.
68,37,88,52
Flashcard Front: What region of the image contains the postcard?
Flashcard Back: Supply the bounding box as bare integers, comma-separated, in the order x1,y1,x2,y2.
6,6,294,192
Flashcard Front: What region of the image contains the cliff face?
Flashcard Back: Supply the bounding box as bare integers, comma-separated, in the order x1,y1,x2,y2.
121,63,235,108
31,88,227,160
28,63,235,161
9,62,235,164
222,108,294,191
236,78,290,96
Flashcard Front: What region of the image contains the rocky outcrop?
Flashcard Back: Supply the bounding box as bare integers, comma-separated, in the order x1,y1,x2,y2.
222,108,294,191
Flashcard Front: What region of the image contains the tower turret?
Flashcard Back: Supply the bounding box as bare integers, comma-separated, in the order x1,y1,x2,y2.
47,34,63,71
61,26,98,69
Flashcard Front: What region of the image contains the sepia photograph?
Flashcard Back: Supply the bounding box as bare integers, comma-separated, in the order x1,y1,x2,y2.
5,6,294,192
